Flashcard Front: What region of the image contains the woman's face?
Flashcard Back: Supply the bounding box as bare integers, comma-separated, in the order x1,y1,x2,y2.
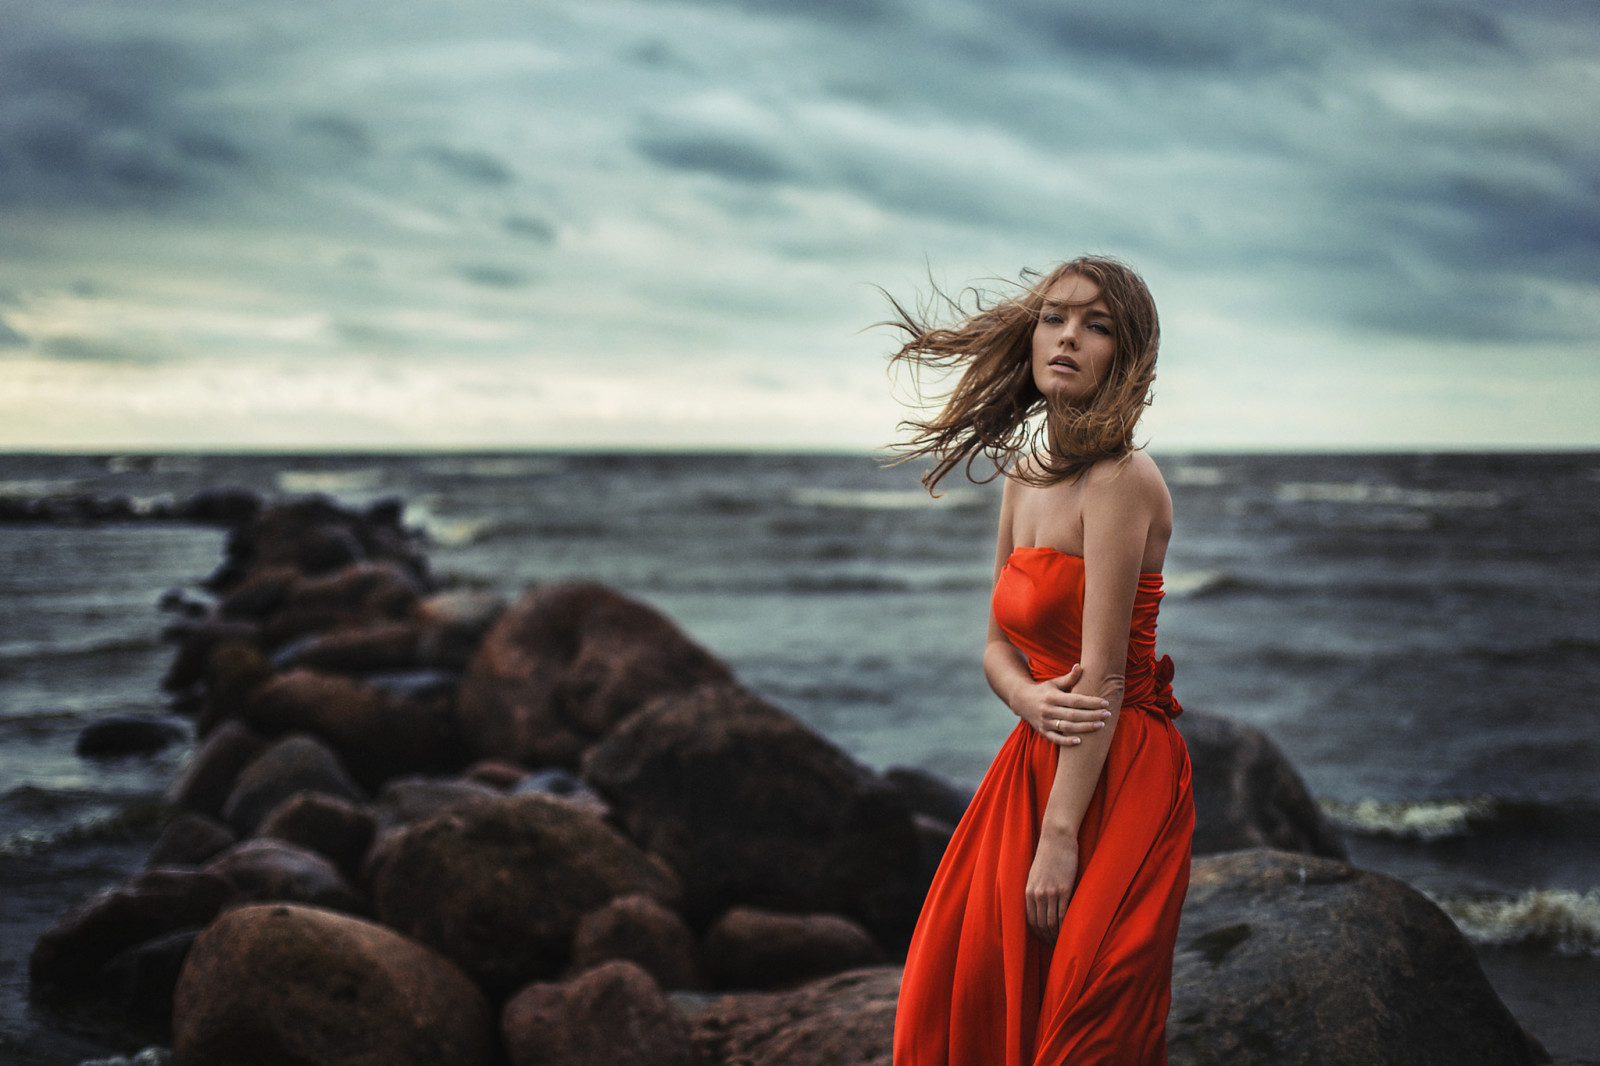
1031,273,1116,406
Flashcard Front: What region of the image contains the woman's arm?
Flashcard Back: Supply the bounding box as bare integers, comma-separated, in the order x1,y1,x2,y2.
985,478,1113,746
1024,458,1164,941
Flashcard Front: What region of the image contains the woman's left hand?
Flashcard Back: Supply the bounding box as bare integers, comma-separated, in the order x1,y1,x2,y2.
1025,830,1080,942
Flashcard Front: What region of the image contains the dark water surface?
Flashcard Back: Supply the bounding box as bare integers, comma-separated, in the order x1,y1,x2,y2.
1,451,1596,1063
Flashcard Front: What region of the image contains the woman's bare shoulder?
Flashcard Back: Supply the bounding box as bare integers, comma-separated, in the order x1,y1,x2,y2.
1084,450,1169,501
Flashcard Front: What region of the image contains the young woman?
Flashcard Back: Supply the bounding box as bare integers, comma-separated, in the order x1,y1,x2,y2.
888,256,1194,1065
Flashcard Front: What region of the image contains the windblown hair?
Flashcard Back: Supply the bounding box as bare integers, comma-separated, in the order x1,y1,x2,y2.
885,255,1161,492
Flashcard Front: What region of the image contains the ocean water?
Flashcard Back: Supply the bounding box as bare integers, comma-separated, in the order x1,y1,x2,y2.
1,451,1596,1063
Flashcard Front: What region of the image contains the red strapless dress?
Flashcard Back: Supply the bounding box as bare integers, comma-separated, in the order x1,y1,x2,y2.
895,546,1194,1066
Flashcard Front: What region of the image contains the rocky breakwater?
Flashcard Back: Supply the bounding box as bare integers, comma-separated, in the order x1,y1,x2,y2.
29,494,930,1064
27,491,1552,1066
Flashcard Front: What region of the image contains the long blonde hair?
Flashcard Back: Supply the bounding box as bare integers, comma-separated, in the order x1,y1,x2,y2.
884,255,1161,492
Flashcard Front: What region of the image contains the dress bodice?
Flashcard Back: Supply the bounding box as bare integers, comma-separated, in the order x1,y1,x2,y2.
992,545,1181,718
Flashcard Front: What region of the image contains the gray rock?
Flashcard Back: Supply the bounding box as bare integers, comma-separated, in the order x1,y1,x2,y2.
219,733,365,836
203,838,368,915
146,812,236,868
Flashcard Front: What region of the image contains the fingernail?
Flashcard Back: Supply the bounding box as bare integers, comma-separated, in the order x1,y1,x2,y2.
1093,722,1104,729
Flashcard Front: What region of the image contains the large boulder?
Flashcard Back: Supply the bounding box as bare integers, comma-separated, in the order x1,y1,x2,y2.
583,683,922,947
688,966,899,1066
167,720,269,819
702,907,885,991
457,582,735,767
1176,709,1346,859
206,497,428,594
1168,849,1548,1066
202,839,368,914
146,811,236,868
502,960,697,1066
365,793,679,996
30,868,233,996
242,669,463,789
219,732,366,835
570,894,698,991
257,562,427,648
257,791,376,881
171,903,495,1066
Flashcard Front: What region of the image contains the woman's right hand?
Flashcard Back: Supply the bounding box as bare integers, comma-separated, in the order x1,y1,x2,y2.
1011,663,1110,746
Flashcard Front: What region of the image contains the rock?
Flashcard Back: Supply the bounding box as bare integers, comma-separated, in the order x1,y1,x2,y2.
172,903,495,1066
29,868,233,996
502,960,696,1066
258,562,427,649
177,486,261,527
366,793,679,995
166,721,269,819
688,966,899,1066
463,759,528,790
702,907,885,990
583,683,922,947
271,621,424,674
513,766,610,818
147,812,236,868
205,838,368,914
75,715,187,758
414,588,506,670
220,732,366,836
161,617,260,694
882,766,974,827
1167,848,1548,1066
372,775,502,832
458,582,735,767
909,814,955,887
1176,709,1347,859
217,565,303,621
242,669,463,789
258,791,376,881
100,927,202,1031
571,894,698,991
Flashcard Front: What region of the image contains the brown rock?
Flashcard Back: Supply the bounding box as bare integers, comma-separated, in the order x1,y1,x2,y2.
242,669,463,788
1168,848,1548,1066
167,720,268,819
146,811,236,868
502,960,696,1066
206,497,429,595
571,894,698,990
583,683,922,948
415,588,506,670
1176,709,1346,859
172,903,494,1066
259,561,425,648
464,758,528,790
372,775,502,832
220,732,366,835
689,966,899,1066
29,868,232,995
273,621,425,674
702,907,884,990
366,793,679,995
203,839,368,914
218,565,303,621
458,582,735,766
161,618,261,695
258,791,376,880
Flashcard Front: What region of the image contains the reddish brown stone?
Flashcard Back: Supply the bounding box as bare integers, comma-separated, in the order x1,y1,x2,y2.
257,794,377,882
365,793,679,996
167,720,268,819
502,960,696,1066
571,894,698,990
203,839,368,914
172,903,494,1066
458,582,734,767
689,966,899,1066
702,907,884,990
220,732,366,835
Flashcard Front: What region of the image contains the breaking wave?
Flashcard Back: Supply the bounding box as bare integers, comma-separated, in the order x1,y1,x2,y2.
1321,795,1500,842
1435,888,1600,958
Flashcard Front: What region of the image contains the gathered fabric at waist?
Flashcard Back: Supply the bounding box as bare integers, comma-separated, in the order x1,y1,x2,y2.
1027,651,1183,720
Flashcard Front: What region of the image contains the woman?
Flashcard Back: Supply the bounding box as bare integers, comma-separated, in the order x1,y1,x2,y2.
888,256,1194,1065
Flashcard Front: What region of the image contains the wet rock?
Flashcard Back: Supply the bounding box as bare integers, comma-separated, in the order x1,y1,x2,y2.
172,903,494,1066
258,562,427,648
688,966,899,1066
702,907,885,990
76,715,186,758
203,839,368,914
372,775,501,832
570,894,698,991
271,621,424,674
217,565,302,621
258,791,376,881
366,793,679,995
219,732,366,836
30,868,233,996
1168,848,1548,1066
242,669,463,789
513,766,610,818
100,927,202,1031
177,486,261,527
167,721,269,819
463,758,528,790
583,683,922,948
146,812,236,868
909,814,955,887
414,588,506,670
160,618,260,696
502,960,696,1066
1177,709,1347,860
882,766,974,827
458,582,735,767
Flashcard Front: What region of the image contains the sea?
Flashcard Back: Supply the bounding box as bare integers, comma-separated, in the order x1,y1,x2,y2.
1,450,1596,1064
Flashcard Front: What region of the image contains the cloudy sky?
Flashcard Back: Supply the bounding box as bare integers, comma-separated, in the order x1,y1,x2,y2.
1,0,1595,451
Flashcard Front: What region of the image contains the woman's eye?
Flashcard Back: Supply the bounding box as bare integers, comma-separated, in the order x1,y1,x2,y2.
1089,322,1111,335
1042,313,1063,324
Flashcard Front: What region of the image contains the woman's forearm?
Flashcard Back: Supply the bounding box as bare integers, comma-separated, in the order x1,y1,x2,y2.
1040,670,1124,837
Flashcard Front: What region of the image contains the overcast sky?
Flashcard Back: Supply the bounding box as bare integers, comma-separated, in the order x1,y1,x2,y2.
1,0,1595,451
